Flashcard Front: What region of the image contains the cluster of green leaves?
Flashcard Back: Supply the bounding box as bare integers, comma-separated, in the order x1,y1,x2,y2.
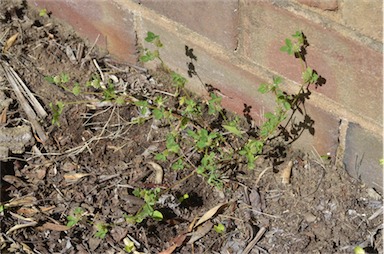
124,188,163,224
94,223,109,239
140,31,164,64
135,31,321,188
46,73,126,125
66,207,109,239
66,207,85,227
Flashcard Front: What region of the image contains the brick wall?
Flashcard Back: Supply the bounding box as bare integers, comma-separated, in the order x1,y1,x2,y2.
28,0,383,191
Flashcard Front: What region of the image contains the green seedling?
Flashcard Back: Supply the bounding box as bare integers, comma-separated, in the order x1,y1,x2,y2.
39,8,48,17
123,238,136,253
178,193,189,203
94,223,109,239
125,188,163,224
213,223,225,234
45,72,70,86
46,72,129,125
49,101,65,126
66,207,85,227
280,31,305,56
354,246,366,254
239,140,264,169
222,117,243,137
187,128,221,151
140,31,164,65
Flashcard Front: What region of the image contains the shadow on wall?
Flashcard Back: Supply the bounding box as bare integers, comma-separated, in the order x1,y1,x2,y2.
183,32,327,171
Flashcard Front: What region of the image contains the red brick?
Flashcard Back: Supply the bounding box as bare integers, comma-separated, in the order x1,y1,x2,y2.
289,102,340,156
296,0,338,11
135,0,239,51
28,0,138,64
341,0,383,41
240,1,383,123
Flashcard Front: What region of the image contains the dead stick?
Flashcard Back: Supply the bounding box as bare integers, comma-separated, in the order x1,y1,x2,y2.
241,226,267,254
1,62,48,142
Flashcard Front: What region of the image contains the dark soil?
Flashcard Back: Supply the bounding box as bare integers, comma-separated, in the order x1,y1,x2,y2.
0,1,382,253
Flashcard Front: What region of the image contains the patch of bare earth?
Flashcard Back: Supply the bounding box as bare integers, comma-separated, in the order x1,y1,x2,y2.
0,1,382,253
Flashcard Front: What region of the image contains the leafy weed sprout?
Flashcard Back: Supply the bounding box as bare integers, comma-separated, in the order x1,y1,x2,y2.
48,31,321,226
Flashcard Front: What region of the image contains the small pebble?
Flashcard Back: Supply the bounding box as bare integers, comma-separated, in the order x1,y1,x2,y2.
304,212,317,223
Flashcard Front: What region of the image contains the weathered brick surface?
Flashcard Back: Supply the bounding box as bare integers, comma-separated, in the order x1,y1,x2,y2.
344,123,383,192
239,1,383,123
295,0,338,11
134,0,239,51
341,0,383,41
28,0,138,64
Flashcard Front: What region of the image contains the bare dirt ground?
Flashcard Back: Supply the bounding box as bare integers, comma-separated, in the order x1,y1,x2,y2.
0,1,382,253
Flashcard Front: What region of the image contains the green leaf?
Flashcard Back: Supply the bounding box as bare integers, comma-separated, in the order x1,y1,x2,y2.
66,216,78,227
179,96,186,106
292,31,302,38
39,8,47,17
172,72,187,89
44,76,55,84
155,152,167,161
154,40,163,48
280,38,293,55
186,129,198,139
53,75,61,84
50,101,65,126
214,223,225,234
166,134,180,154
72,83,81,96
273,76,282,85
292,31,304,45
153,49,160,58
154,96,166,107
140,51,155,62
264,112,275,119
208,93,222,115
102,83,116,101
354,246,366,254
178,193,189,203
153,108,164,120
124,239,136,253
311,72,319,83
302,67,318,84
60,73,70,83
282,100,291,110
145,31,158,42
94,224,108,239
134,100,148,108
222,124,242,137
258,83,270,94
171,158,184,170
115,96,125,105
73,207,83,215
152,210,163,221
